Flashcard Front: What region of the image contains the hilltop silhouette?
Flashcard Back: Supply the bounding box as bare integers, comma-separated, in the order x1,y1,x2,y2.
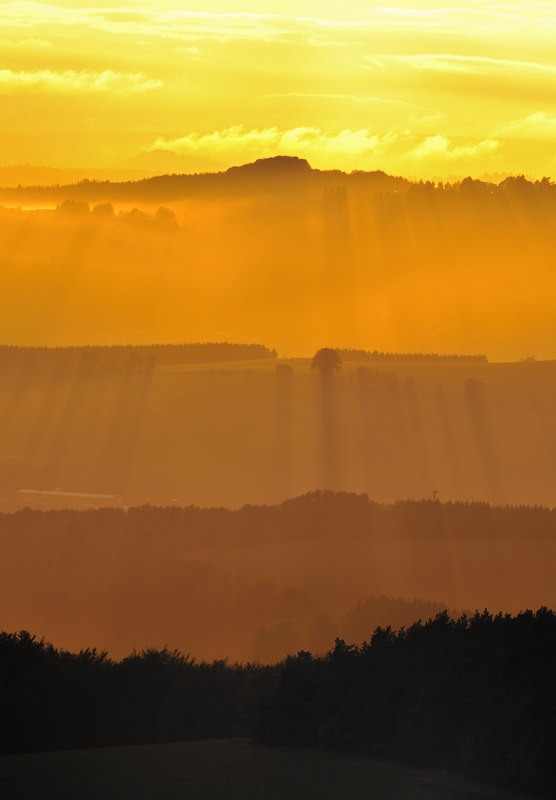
0,157,407,203
226,155,312,177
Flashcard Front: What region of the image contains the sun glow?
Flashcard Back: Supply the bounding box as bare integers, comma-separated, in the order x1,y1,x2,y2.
1,0,555,177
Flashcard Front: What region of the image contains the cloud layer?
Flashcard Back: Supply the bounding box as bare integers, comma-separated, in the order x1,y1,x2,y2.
0,1,555,176
147,126,502,174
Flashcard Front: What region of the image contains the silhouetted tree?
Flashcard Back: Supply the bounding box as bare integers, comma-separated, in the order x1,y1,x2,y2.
463,378,486,401
91,203,114,217
155,206,177,224
145,353,157,373
311,348,342,380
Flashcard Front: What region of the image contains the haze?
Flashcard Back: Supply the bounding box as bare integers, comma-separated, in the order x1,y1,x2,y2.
2,0,556,676
2,1,556,177
1,166,556,360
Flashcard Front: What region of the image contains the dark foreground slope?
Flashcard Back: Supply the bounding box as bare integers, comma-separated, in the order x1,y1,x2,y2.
257,610,556,798
1,609,554,797
0,740,525,800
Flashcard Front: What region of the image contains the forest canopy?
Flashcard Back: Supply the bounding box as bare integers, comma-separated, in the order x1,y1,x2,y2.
2,608,556,798
0,342,277,372
4,492,556,545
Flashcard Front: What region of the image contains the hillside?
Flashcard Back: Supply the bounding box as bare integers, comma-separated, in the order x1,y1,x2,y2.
0,739,528,800
0,157,408,204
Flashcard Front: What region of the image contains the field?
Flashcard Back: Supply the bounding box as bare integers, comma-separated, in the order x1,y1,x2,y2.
1,356,556,511
0,739,532,800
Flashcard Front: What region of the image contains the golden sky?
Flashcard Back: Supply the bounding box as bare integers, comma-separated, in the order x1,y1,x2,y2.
1,0,556,177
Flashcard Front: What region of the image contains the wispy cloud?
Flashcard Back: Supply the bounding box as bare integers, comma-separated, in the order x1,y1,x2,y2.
396,53,556,75
499,111,556,138
0,37,52,47
370,3,550,30
0,4,332,43
2,1,556,45
147,127,508,173
413,135,499,160
0,69,162,92
149,126,396,168
264,92,409,105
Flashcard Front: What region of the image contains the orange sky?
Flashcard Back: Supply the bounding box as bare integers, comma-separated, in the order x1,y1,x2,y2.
1,1,556,178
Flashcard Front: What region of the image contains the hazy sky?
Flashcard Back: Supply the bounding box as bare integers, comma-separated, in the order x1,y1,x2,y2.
1,0,556,176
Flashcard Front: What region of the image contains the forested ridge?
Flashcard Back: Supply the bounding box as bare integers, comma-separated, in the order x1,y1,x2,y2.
0,157,554,210
0,157,406,203
2,608,556,797
2,492,554,662
0,342,277,372
4,491,556,544
0,343,486,371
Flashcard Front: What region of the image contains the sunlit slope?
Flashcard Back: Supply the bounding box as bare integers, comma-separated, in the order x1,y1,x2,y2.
1,163,556,360
1,358,556,509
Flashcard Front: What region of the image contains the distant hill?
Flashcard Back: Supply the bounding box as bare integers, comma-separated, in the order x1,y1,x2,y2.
226,155,312,176
0,156,410,203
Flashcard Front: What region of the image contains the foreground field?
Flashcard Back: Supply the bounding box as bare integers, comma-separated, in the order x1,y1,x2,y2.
0,740,531,800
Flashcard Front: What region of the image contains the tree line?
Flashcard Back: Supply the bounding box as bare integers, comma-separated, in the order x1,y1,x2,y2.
256,608,556,798
2,607,556,797
0,342,277,372
338,349,487,362
3,492,556,545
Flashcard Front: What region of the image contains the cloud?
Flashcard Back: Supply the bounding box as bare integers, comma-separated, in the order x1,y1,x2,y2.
499,112,556,139
0,37,52,47
264,92,408,105
0,69,162,93
413,135,499,160
145,127,509,174
369,3,555,31
148,126,396,170
3,0,555,47
0,3,335,44
395,53,556,75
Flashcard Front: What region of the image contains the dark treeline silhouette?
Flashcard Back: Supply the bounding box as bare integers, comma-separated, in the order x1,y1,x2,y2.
3,492,555,545
0,342,277,372
339,349,487,362
256,609,556,798
0,156,408,203
0,630,263,754
2,608,556,797
56,200,179,226
0,157,553,213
